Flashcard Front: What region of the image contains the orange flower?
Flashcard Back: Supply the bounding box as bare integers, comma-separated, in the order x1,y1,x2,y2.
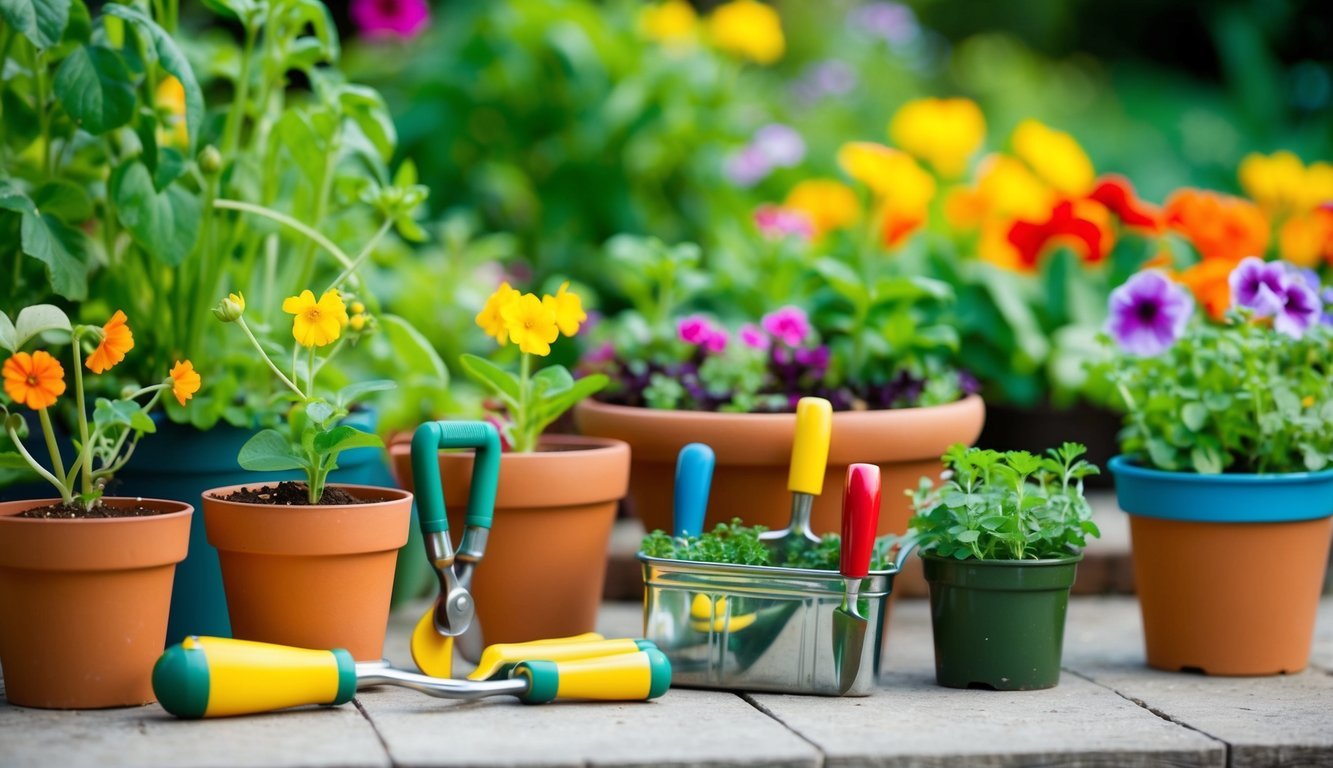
784,179,860,238
1088,175,1161,233
3,350,66,410
1278,205,1333,268
169,360,201,406
1175,258,1238,321
1006,199,1115,270
85,310,135,374
1164,189,1269,263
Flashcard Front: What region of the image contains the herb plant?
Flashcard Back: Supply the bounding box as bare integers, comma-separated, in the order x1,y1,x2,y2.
641,518,896,571
1103,261,1333,474
909,443,1101,561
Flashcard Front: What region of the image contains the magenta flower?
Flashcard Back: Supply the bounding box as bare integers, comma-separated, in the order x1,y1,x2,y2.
350,0,430,39
584,341,616,366
724,146,772,187
754,205,814,241
753,124,806,168
1106,271,1194,357
794,345,830,370
738,323,771,350
762,306,812,347
678,315,728,353
1229,257,1287,317
1274,279,1322,339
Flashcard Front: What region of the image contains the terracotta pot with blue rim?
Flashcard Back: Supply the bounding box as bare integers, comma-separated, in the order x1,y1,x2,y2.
1110,455,1333,676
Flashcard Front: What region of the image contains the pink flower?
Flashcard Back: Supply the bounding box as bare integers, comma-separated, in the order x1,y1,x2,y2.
584,341,616,366
678,315,728,353
761,306,811,347
739,323,770,350
350,0,430,39
754,205,814,241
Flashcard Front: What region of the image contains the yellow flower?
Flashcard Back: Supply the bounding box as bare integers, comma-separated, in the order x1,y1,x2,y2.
888,97,986,178
784,179,861,239
85,310,134,374
707,0,784,65
501,293,560,357
282,289,347,348
3,350,66,410
155,75,189,149
542,282,588,338
639,0,697,47
476,282,521,345
169,360,201,407
1012,119,1094,197
1239,151,1333,216
948,154,1054,230
838,142,936,211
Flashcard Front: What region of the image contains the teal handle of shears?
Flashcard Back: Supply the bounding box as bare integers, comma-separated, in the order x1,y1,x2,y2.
673,443,714,539
410,421,502,535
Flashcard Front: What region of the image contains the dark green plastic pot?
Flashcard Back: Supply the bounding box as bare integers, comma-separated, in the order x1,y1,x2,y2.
922,553,1082,691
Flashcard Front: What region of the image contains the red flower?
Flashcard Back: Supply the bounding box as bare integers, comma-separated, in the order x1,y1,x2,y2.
1088,175,1161,232
1006,199,1115,269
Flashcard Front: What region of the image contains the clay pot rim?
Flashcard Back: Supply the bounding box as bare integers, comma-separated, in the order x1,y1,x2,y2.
201,483,412,509
387,433,628,456
578,394,983,422
0,496,193,525
1109,454,1333,485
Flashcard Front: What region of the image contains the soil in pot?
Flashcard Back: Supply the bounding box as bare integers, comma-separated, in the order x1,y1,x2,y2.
203,484,412,661
0,497,192,709
15,502,171,518
217,482,365,505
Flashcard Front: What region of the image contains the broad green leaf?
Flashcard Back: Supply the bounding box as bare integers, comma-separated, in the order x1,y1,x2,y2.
103,4,203,150
380,314,448,383
532,365,575,398
200,0,259,22
14,304,72,348
305,400,335,426
312,425,382,457
1180,402,1208,432
0,185,88,300
956,529,980,543
458,353,520,404
2,91,41,152
337,85,396,161
1190,444,1223,475
0,0,71,49
813,257,869,307
0,451,36,469
335,380,396,408
284,0,339,61
110,160,201,265
31,180,93,222
237,429,309,471
53,44,134,134
0,312,15,352
93,398,156,434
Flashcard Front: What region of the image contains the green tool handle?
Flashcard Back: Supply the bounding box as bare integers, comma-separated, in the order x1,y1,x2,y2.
411,420,502,534
513,648,673,703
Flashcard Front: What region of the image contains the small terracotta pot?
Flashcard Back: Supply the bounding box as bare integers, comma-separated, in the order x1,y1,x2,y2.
1111,456,1333,675
0,497,191,708
202,484,412,660
390,435,629,646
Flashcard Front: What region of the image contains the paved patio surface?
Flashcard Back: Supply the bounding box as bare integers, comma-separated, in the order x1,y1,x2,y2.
3,594,1331,768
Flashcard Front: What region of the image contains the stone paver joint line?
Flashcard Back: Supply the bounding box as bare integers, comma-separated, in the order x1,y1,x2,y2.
353,696,397,768
739,692,828,766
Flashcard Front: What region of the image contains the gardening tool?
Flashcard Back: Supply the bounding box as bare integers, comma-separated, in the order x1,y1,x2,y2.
832,463,881,695
408,420,502,678
152,636,672,718
467,634,661,681
673,442,714,540
760,397,832,557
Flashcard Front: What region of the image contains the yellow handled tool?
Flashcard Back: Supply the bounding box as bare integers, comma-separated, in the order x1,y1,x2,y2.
467,634,659,681
153,636,672,719
761,397,832,554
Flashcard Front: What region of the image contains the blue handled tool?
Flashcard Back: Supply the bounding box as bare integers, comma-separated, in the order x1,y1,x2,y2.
673,443,714,540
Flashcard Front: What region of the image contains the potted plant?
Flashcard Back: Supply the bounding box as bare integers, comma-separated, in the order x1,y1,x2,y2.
1103,260,1333,675
909,443,1101,690
0,305,199,708
202,269,414,661
390,280,628,646
575,235,984,549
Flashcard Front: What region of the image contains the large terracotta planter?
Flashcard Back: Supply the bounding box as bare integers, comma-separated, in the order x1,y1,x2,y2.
390,435,629,646
0,498,191,708
1110,456,1333,675
202,484,412,660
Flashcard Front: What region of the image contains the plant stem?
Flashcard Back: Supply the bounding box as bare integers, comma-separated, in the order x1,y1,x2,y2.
213,199,356,272
295,129,341,291
306,344,315,397
516,352,533,452
31,45,51,177
70,341,94,503
220,24,257,162
236,316,305,398
7,423,68,502
37,408,66,489
326,219,393,294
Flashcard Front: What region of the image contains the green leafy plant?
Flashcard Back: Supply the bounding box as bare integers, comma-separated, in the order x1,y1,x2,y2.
909,443,1101,560
640,518,896,571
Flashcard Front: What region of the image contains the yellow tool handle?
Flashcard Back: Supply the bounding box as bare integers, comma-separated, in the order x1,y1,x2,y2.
787,397,832,495
153,636,356,719
469,634,643,681
513,649,672,703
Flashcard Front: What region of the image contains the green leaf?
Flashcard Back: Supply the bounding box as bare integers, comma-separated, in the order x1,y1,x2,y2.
110,160,201,265
103,4,203,151
305,400,335,426
458,353,520,404
532,365,575,398
14,304,72,348
0,184,88,300
312,425,382,457
379,314,448,384
0,0,71,49
1190,443,1223,474
237,429,309,472
1181,402,1208,432
335,380,396,408
53,44,134,134
31,181,93,222
0,451,36,469
0,313,14,352
337,85,396,161
93,398,156,434
956,529,980,543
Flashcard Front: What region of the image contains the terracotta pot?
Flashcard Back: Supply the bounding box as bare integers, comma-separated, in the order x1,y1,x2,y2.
1111,456,1333,675
202,484,412,660
390,435,629,646
0,497,191,708
575,395,984,595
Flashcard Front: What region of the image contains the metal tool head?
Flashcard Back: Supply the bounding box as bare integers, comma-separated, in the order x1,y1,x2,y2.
832,464,881,695
761,397,832,556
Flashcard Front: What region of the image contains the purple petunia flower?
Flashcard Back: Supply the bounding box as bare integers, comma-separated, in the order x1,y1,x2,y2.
848,2,920,46
1274,279,1323,339
794,345,831,371
677,315,728,353
1106,271,1194,357
350,0,430,39
762,306,812,347
792,60,858,104
738,323,771,350
724,146,772,188
1229,257,1289,317
753,205,814,241
753,124,806,168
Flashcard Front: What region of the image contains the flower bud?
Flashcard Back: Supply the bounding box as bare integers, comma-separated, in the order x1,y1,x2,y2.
213,292,245,323
350,301,366,315
199,145,223,175
350,314,367,332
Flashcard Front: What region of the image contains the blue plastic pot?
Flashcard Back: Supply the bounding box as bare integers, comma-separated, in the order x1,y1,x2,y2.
113,410,399,645
1108,455,1333,523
